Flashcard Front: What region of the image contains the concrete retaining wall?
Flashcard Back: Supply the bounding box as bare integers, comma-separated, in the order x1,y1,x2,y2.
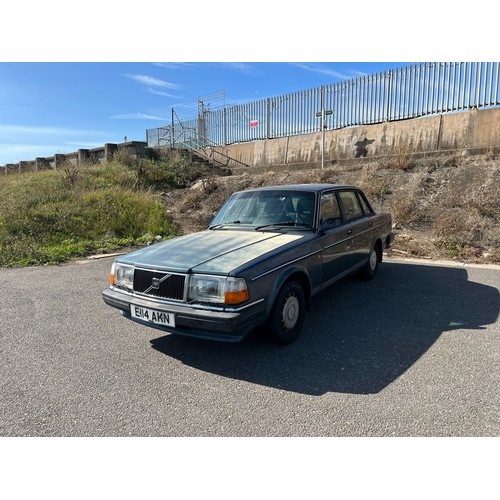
2,108,500,175
218,107,500,169
1,141,149,175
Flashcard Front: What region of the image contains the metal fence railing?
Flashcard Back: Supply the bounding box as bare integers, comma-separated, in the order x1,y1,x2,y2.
147,62,500,149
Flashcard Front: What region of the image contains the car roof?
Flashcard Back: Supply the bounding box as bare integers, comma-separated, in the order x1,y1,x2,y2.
235,183,360,194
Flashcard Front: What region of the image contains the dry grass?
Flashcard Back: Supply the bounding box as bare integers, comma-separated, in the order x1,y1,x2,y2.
164,153,500,265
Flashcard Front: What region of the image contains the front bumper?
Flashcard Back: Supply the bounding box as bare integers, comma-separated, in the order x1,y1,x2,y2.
385,231,395,248
102,287,266,342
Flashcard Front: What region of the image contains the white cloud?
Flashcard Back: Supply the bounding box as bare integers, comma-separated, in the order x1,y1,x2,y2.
0,124,105,137
293,63,363,80
110,113,167,121
125,74,181,89
148,88,182,98
220,63,258,75
153,63,193,69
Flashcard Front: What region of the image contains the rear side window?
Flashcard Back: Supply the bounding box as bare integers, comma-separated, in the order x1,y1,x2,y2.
339,191,364,221
357,192,373,215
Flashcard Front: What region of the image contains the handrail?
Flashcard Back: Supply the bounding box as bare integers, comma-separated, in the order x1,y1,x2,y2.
174,128,249,169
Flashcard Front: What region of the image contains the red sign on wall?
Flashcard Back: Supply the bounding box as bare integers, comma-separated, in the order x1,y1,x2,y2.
250,120,259,128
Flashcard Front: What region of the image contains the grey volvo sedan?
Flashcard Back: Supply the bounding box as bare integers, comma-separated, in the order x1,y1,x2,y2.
102,184,393,344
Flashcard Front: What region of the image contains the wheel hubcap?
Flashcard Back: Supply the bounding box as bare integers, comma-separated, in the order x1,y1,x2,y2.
369,249,377,270
282,294,299,330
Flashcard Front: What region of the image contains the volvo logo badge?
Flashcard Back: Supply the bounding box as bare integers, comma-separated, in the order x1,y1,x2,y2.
143,273,172,294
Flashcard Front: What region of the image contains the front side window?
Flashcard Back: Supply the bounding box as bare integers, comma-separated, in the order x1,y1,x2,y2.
339,191,364,221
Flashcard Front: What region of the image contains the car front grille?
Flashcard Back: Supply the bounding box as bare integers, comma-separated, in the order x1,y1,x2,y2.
133,269,186,301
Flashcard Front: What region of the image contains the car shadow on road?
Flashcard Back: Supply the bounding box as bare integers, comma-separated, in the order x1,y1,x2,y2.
150,262,500,395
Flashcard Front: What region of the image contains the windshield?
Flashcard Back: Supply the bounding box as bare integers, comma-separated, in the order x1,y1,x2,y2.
210,190,316,229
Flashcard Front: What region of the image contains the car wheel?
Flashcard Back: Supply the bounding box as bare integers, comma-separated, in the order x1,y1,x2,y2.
361,244,380,280
267,281,305,345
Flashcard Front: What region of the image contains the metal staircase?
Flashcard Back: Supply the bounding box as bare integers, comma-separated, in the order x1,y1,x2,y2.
173,127,249,171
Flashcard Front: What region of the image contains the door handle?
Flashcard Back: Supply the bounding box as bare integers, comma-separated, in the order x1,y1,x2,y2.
347,229,352,235
368,221,373,227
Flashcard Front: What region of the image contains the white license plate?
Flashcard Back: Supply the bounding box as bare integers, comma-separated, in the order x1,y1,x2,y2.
130,305,175,327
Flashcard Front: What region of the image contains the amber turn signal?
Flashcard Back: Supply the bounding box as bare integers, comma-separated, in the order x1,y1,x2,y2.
225,289,250,305
224,277,249,305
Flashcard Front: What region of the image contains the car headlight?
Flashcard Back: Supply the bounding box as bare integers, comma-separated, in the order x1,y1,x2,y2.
188,275,249,305
110,262,134,291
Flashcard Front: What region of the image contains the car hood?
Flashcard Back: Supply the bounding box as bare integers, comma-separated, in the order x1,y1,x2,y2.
118,229,308,274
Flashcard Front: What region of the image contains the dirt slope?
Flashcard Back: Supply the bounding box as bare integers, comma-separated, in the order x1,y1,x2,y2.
163,152,500,265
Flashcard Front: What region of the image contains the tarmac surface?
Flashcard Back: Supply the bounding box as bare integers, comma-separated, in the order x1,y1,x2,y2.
1,255,499,436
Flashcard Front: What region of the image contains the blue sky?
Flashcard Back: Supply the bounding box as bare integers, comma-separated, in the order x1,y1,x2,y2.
0,1,492,167
0,62,410,165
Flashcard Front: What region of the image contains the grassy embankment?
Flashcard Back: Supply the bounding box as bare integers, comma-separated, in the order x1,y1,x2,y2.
2,147,500,267
0,150,211,267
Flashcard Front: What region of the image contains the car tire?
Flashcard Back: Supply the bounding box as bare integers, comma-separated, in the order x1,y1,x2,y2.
267,281,305,345
360,244,380,280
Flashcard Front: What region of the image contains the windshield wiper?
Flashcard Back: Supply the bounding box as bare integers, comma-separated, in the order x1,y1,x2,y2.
209,220,243,230
255,221,310,231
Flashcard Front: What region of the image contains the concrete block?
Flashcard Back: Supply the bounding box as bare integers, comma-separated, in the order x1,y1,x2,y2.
35,158,50,171
78,149,90,165
105,143,118,161
54,154,67,169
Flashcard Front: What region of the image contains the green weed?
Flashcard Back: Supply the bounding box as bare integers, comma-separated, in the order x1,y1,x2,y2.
0,162,180,267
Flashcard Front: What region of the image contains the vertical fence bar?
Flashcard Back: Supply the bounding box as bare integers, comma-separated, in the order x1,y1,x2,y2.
479,63,488,106
495,62,500,104
358,77,363,124
437,62,443,113
400,67,405,119
409,64,414,118
304,90,309,134
457,62,463,110
366,75,371,124
474,62,480,107
467,62,473,108
347,79,354,126
423,63,429,115
344,80,348,127
450,62,456,111
404,66,408,118
415,63,420,117
462,62,468,109
431,62,437,114
398,67,403,119
345,80,350,126
385,70,391,121
367,75,372,124
365,75,370,123
427,62,432,114
488,62,494,105
376,73,380,123
301,90,306,134
415,63,420,116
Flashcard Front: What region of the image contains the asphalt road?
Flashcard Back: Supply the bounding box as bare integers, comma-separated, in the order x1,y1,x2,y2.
1,255,499,436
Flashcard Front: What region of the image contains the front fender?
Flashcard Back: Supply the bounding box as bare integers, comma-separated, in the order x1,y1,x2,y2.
263,265,312,318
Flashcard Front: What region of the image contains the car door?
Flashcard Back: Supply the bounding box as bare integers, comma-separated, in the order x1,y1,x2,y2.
319,190,354,286
338,190,372,266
